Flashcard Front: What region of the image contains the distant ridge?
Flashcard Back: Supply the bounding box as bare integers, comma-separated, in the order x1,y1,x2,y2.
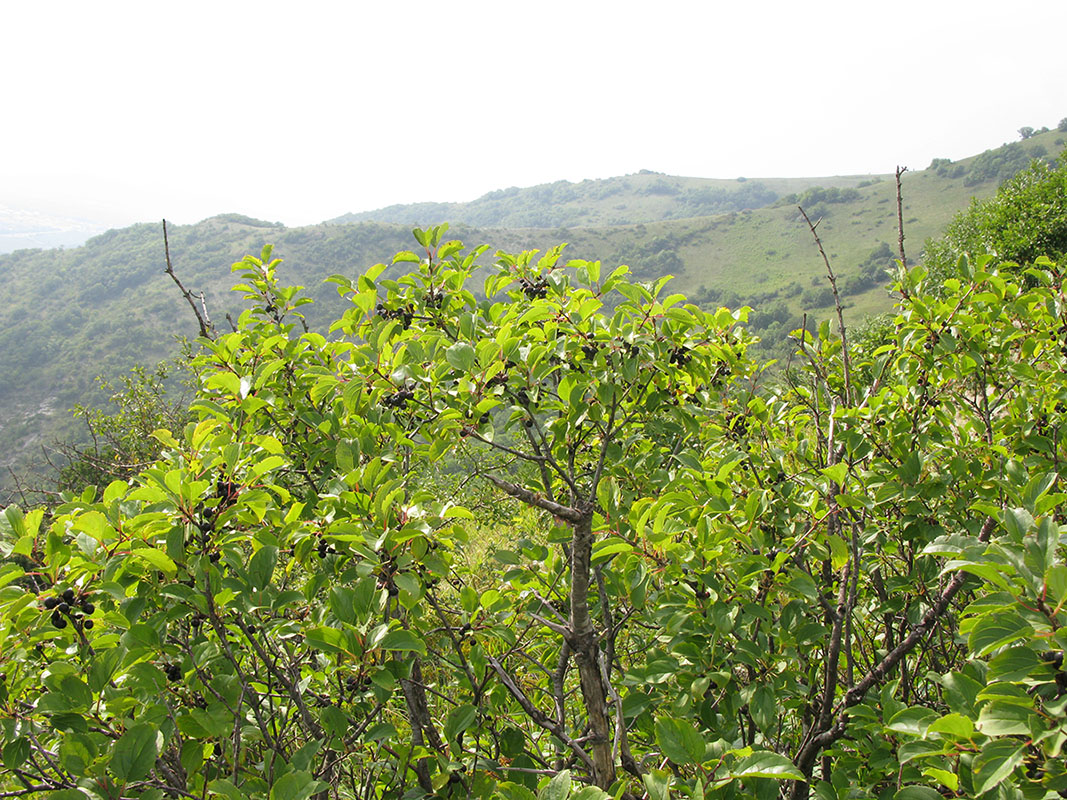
330,172,884,229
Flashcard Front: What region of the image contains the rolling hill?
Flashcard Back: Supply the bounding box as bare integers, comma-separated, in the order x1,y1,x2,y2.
330,171,884,228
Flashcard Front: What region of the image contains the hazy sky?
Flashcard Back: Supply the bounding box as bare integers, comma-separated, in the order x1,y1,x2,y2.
3,1,1065,228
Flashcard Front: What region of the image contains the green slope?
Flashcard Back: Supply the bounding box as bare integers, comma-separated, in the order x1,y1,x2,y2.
330,171,884,228
1,129,1063,495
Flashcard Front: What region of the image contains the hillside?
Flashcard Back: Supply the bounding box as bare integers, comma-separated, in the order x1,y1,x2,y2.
1,128,1062,498
330,172,884,228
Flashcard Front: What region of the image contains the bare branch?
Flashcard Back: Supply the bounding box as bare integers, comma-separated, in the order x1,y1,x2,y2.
163,219,214,339
484,474,583,523
799,206,852,405
487,655,597,775
895,166,908,269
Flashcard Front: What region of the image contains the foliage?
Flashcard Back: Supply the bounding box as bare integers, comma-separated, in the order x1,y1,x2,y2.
924,155,1067,285
53,363,194,496
2,225,1066,799
962,138,1056,188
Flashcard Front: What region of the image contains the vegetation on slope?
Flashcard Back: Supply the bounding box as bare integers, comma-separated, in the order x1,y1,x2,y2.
330,172,878,229
1,222,1065,799
924,154,1067,283
0,129,1062,497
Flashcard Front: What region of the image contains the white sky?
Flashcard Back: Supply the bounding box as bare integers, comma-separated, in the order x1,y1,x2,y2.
2,0,1065,228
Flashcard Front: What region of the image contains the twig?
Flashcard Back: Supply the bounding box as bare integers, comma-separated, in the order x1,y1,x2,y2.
799,206,852,405
895,166,908,269
487,655,597,774
163,219,214,339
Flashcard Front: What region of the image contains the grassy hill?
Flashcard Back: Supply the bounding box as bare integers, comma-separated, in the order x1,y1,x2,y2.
330,171,885,228
1,128,1063,498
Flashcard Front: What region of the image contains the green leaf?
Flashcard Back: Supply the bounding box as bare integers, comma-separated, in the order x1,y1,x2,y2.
130,547,177,577
1001,507,1033,539
444,704,478,745
888,706,940,738
1,738,29,770
900,451,922,484
378,629,426,654
320,706,349,740
921,768,958,792
893,787,943,800
654,716,705,765
205,372,242,396
898,740,948,764
976,701,1036,736
496,783,538,800
642,769,671,800
57,675,93,712
207,779,250,800
110,722,158,782
58,733,97,776
269,771,327,800
926,712,974,740
518,305,555,326
968,612,1033,656
305,626,346,654
822,462,848,485
730,750,804,780
538,769,571,800
362,722,397,742
248,545,278,591
750,685,776,733
571,788,611,800
987,645,1040,682
445,342,476,372
972,739,1025,795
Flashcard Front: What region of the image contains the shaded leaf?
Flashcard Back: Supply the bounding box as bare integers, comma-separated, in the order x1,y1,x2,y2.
731,750,803,779
111,722,158,782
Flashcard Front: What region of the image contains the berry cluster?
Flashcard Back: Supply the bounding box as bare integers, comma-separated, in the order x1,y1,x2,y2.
709,361,730,387
668,347,692,366
382,388,415,409
316,537,338,559
517,276,549,299
162,662,183,682
215,478,239,506
345,675,370,696
723,412,752,441
42,588,95,631
376,302,415,329
581,344,599,360
377,557,400,597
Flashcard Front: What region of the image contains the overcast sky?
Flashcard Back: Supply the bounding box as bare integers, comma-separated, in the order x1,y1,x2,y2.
2,1,1064,228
